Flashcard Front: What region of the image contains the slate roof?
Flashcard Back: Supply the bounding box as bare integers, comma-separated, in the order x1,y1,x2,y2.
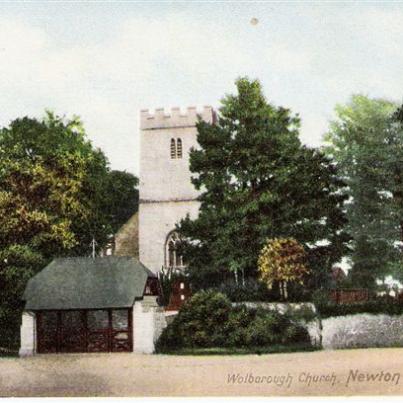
22,256,156,310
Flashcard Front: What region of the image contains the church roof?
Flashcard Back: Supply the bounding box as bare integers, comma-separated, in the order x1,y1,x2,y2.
22,256,156,310
114,212,139,258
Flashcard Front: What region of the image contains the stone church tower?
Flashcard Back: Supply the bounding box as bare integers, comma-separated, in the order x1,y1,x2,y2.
139,106,215,273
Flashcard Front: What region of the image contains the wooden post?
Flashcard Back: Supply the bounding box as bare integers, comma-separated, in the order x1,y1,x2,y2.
108,309,113,352
56,311,62,353
128,308,133,352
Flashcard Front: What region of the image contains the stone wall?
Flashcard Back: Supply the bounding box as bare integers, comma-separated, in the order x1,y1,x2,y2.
138,106,214,273
236,302,403,350
321,313,403,350
132,296,167,354
233,301,317,314
139,200,200,273
233,302,403,350
19,311,36,356
139,107,214,204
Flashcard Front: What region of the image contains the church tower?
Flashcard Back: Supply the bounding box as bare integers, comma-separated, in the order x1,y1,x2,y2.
139,106,215,273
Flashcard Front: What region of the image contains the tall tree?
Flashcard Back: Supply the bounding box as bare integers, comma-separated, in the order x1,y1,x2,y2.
0,112,138,349
104,170,139,235
324,95,403,286
178,78,349,290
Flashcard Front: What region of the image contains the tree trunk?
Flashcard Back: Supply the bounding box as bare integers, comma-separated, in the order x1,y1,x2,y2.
400,220,403,251
280,281,288,301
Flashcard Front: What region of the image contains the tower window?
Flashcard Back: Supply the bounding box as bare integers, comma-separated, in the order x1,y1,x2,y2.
165,231,184,269
170,138,176,159
177,138,183,158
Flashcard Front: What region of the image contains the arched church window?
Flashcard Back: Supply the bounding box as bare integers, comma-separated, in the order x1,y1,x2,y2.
177,138,183,158
165,231,184,269
168,240,175,267
170,138,176,159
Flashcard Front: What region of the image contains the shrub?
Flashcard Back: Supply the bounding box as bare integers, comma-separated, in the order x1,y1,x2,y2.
156,290,232,351
156,290,311,353
312,289,330,306
316,299,403,318
286,304,318,323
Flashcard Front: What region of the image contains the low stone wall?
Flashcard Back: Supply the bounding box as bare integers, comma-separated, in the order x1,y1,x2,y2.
19,311,36,357
321,313,403,350
232,301,316,315
157,301,403,351
133,296,167,354
232,302,403,350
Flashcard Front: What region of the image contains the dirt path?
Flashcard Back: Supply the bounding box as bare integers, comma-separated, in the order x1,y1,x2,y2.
0,348,402,396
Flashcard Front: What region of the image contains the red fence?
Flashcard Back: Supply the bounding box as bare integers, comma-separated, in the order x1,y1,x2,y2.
330,288,369,304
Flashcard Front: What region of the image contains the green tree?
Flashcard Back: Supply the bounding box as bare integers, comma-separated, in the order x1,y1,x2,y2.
104,170,139,235
0,112,138,350
324,95,403,286
178,78,349,291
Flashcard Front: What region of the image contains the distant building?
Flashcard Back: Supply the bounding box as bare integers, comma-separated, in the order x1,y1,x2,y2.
331,266,347,284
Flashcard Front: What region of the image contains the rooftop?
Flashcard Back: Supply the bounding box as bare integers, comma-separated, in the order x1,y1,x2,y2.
23,256,155,310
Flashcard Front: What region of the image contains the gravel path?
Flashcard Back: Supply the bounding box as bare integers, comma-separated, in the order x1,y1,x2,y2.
0,348,402,396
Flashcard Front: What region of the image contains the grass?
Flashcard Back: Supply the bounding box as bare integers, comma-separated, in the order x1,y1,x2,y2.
157,343,320,356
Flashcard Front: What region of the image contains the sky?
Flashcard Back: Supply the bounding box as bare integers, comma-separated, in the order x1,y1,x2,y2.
0,1,403,175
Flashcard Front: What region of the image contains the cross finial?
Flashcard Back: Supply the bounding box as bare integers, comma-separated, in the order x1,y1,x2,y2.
90,238,98,259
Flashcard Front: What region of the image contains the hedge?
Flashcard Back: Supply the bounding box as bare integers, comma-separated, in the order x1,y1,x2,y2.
316,300,403,318
155,290,311,353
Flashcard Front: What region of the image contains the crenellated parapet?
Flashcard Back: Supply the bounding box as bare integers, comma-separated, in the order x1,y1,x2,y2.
140,106,215,130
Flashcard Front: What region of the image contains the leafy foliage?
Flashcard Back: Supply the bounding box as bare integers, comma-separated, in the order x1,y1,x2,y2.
0,112,138,349
316,298,403,318
155,290,310,352
258,238,310,300
104,170,139,235
214,277,279,302
178,77,349,290
324,95,403,286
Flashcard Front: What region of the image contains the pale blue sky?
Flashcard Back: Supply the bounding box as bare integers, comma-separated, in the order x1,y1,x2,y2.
1,1,402,174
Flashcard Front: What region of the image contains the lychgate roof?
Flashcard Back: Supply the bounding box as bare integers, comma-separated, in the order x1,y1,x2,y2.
22,256,156,310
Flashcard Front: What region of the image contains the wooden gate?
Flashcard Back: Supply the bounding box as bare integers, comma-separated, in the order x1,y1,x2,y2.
37,308,132,353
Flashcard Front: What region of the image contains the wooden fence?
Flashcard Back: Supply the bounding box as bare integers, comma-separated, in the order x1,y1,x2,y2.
329,288,369,304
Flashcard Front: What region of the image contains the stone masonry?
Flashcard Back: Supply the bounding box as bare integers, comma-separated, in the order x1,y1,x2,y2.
138,106,215,273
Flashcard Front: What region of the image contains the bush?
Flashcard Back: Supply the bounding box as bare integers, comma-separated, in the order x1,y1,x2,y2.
316,299,403,318
0,314,21,353
312,289,330,306
156,290,232,351
156,290,311,353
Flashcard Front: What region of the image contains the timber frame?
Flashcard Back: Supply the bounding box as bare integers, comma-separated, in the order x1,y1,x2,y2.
36,308,133,354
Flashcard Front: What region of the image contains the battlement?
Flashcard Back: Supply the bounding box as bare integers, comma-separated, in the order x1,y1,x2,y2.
140,106,215,130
